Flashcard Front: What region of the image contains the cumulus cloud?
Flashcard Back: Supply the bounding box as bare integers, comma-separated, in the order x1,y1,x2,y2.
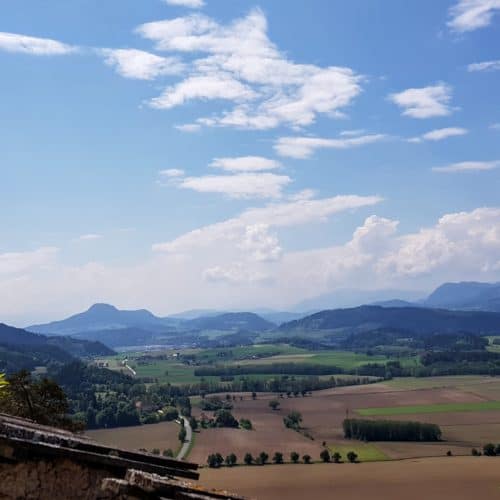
468,59,500,72
163,0,205,8
408,127,468,143
136,9,363,129
274,134,386,159
149,73,257,109
99,48,184,79
0,32,76,55
178,172,291,199
432,160,500,173
389,83,453,119
448,0,500,32
209,156,281,172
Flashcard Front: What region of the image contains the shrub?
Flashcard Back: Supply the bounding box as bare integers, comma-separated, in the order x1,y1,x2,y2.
240,418,253,430
214,409,239,428
178,427,187,442
273,452,284,464
347,451,358,463
244,452,254,465
151,448,160,455
283,411,302,430
162,449,173,457
320,449,330,462
290,451,300,463
303,454,311,464
332,452,342,463
471,448,480,456
269,400,280,411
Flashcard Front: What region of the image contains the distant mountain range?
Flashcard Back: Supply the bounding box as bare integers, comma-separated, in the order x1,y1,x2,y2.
21,281,500,349
278,305,500,337
375,282,500,313
0,323,114,373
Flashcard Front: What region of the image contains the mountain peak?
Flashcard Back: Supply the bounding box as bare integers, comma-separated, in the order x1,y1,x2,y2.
87,303,118,313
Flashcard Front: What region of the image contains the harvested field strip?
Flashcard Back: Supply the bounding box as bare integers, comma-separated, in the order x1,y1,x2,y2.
328,443,389,462
357,401,500,416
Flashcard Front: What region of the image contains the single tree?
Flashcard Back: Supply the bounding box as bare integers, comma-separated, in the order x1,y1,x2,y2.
471,448,480,456
162,449,173,457
273,452,284,464
244,452,254,465
347,451,358,463
151,448,160,455
178,427,187,443
258,451,269,465
320,449,331,463
189,416,198,431
251,392,257,400
225,453,237,467
332,452,342,463
290,451,300,464
303,454,312,464
483,443,496,456
207,453,224,468
269,399,280,411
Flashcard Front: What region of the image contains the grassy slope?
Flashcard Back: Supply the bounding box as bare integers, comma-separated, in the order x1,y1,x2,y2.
357,401,500,416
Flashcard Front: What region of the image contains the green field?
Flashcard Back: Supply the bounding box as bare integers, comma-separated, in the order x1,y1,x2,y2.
385,375,494,390
328,443,389,462
357,401,500,416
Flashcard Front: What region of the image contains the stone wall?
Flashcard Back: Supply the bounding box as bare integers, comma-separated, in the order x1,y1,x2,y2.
0,458,110,500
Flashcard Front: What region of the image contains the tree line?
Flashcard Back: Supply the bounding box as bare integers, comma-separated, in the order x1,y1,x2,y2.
343,418,442,441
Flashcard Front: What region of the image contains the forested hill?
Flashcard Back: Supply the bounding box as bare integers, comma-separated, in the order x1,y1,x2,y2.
0,323,114,373
278,305,500,335
185,312,275,331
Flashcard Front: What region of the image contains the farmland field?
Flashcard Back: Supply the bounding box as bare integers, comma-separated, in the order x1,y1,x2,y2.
199,457,500,500
357,400,500,416
86,420,180,454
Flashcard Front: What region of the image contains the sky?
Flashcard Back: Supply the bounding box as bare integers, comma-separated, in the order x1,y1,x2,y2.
1,0,499,325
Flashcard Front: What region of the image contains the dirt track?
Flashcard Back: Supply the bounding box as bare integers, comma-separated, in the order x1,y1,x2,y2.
200,456,500,500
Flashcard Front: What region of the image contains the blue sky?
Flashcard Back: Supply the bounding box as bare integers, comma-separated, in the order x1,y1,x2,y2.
1,0,499,324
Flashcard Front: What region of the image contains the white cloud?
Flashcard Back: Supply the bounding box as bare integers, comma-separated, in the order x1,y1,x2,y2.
153,194,383,253
238,224,282,262
174,123,201,132
99,48,184,80
0,247,59,276
0,32,75,55
448,0,500,32
164,0,205,8
149,73,257,109
433,160,500,173
274,134,386,159
6,206,500,324
409,127,468,143
389,83,453,119
178,172,291,199
136,9,363,129
491,123,500,130
78,234,102,241
159,168,185,177
340,129,366,137
468,59,500,72
209,156,281,172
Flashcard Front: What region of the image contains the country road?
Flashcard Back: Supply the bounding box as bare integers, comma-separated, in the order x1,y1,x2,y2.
176,416,192,460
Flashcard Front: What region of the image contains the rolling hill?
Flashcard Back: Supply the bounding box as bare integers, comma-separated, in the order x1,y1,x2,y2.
185,312,275,331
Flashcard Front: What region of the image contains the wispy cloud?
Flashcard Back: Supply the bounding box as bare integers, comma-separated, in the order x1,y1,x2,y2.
389,83,453,119
0,32,76,55
174,123,201,133
159,168,185,177
163,0,205,8
77,234,103,241
209,156,281,172
0,247,59,275
467,59,500,72
491,123,500,130
433,160,500,173
99,48,185,80
178,172,292,199
408,127,468,143
274,134,386,159
448,0,500,32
